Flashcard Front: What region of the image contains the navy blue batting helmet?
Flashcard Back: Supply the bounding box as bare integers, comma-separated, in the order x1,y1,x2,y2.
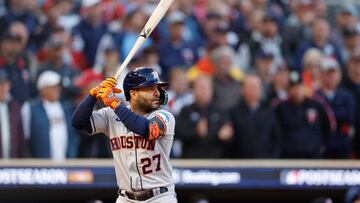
123,67,168,104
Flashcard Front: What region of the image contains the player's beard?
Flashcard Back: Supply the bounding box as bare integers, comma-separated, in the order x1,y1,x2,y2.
138,97,160,113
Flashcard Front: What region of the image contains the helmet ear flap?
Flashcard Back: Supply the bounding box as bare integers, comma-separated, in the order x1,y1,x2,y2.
159,87,168,105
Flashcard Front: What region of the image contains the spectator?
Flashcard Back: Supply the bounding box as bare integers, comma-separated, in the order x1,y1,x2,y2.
267,62,289,104
118,8,152,62
230,74,280,158
22,71,79,160
0,32,31,104
330,4,360,48
0,69,27,158
166,67,193,158
95,8,151,67
39,0,62,46
157,0,202,45
38,1,77,49
100,0,124,24
158,11,199,76
302,48,323,96
211,45,243,111
101,46,120,78
187,43,218,80
317,57,355,158
230,7,262,72
247,14,284,67
57,0,81,32
101,45,157,79
176,75,233,158
340,27,360,63
0,0,39,42
313,0,327,18
275,71,334,158
166,67,193,116
8,21,39,81
295,18,342,71
253,48,277,96
74,69,112,158
198,11,227,46
74,69,103,105
36,34,81,102
37,27,88,71
142,45,162,77
72,0,108,68
283,0,315,67
207,23,232,48
9,21,30,52
230,0,254,38
343,51,360,157
239,8,264,41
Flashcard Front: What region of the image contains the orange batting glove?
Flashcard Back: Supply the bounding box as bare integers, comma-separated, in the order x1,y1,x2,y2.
89,84,106,97
101,77,117,88
89,77,118,97
97,87,122,109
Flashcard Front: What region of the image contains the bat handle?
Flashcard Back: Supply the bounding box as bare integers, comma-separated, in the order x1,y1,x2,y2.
114,63,127,79
113,37,146,80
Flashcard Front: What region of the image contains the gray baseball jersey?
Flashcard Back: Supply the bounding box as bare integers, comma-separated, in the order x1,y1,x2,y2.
90,106,176,191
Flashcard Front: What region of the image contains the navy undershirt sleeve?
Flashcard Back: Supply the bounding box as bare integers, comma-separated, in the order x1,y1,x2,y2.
114,104,149,138
71,95,97,134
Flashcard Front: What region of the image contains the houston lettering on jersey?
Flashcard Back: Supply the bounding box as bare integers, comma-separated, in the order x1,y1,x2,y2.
110,135,155,151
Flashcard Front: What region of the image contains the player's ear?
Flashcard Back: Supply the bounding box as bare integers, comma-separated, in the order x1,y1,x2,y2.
129,89,137,101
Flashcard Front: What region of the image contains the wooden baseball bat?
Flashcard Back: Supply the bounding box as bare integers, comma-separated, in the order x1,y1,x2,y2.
114,0,174,79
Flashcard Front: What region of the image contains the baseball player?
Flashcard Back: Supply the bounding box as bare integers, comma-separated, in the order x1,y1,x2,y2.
72,67,177,202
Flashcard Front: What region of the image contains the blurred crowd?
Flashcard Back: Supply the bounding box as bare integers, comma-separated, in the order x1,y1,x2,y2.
1,0,360,160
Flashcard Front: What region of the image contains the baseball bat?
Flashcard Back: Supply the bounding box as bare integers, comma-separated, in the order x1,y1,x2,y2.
114,0,174,79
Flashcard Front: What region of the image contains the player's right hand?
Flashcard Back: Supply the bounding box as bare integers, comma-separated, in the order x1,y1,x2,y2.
89,84,106,97
96,87,122,109
89,77,118,97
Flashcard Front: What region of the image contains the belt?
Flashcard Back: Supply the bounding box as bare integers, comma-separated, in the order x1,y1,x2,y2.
119,187,168,201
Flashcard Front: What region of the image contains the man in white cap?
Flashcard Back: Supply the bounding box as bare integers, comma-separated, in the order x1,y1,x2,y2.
22,71,79,160
317,57,356,158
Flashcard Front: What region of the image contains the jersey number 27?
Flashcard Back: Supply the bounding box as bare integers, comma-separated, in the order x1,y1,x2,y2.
141,154,161,175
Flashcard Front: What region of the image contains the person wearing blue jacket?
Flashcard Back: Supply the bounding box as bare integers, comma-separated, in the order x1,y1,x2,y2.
275,71,335,158
22,71,79,159
317,57,356,158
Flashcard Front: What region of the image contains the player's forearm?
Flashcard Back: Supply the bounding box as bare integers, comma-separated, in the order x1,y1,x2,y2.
114,104,149,137
71,95,97,134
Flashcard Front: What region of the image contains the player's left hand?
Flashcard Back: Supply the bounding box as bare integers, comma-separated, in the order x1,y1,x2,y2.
101,77,117,88
97,87,122,109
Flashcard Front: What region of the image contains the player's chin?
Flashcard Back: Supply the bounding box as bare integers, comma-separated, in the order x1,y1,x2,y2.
152,100,160,108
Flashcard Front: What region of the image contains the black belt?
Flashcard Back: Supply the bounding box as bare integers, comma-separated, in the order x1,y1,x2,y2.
119,187,168,201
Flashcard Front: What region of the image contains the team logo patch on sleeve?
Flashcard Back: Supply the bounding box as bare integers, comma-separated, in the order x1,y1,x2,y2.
147,113,168,140
149,122,161,141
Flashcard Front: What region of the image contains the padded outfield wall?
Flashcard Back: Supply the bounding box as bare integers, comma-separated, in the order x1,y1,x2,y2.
0,159,359,203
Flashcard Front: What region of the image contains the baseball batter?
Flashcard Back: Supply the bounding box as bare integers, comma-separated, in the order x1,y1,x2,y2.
72,67,177,202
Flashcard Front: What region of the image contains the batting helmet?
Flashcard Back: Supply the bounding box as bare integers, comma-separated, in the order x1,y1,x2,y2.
123,67,168,105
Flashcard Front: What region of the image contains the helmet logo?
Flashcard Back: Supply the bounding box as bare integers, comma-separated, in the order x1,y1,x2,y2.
152,71,160,80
